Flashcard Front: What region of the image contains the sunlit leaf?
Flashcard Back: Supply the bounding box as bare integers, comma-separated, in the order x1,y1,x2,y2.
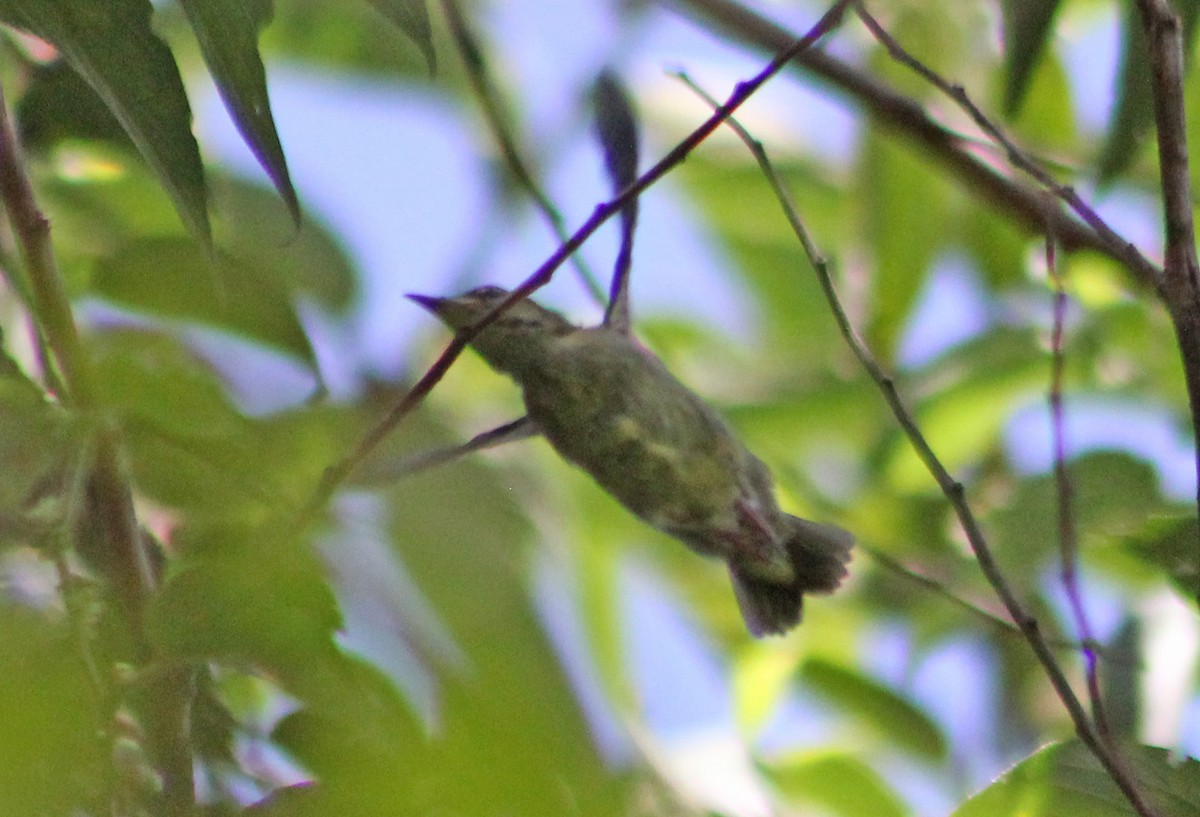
0,609,106,816
954,741,1200,817
885,354,1045,493
799,658,947,761
0,0,210,242
733,644,800,734
178,0,300,223
859,128,949,363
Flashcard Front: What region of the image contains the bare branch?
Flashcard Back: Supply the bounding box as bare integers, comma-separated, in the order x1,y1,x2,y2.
664,0,1163,288
1046,235,1116,741
1136,0,1200,605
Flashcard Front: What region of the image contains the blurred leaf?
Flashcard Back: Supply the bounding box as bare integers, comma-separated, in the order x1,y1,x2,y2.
383,454,635,815
1126,515,1200,600
1000,0,1062,115
1002,49,1077,151
733,644,800,734
767,751,910,817
989,451,1170,588
212,177,358,312
178,0,299,223
677,151,847,363
361,0,435,72
91,328,244,439
260,0,431,76
0,377,87,548
960,201,1030,290
1101,617,1142,740
799,657,947,761
16,60,130,150
148,523,342,682
885,339,1045,492
91,236,317,366
0,608,106,817
954,741,1200,817
859,128,949,362
0,0,210,242
1098,1,1200,184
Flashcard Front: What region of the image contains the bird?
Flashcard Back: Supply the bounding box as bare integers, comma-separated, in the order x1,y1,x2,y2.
408,285,853,636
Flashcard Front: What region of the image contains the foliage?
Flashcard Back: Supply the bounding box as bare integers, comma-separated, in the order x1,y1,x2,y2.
0,0,1198,816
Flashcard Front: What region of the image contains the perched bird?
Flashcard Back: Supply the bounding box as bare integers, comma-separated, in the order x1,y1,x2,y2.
408,286,853,636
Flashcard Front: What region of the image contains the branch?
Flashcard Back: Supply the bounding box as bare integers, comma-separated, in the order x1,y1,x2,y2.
1046,235,1116,738
663,0,1162,288
852,3,1159,289
674,71,1163,817
1135,0,1200,606
295,0,857,530
439,0,606,305
0,84,186,811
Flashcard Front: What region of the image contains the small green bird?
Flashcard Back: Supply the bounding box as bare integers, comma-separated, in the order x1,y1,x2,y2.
408,286,852,636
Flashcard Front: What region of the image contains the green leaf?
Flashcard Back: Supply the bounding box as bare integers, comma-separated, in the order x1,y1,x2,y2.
1000,0,1062,115
767,751,910,817
1098,0,1200,184
885,334,1045,492
1126,515,1200,600
178,0,299,224
212,176,358,312
676,152,847,364
148,524,343,682
799,658,947,761
859,128,949,363
91,236,318,366
361,0,435,72
0,0,210,243
0,376,86,550
91,328,244,439
0,609,106,816
16,60,130,150
954,741,1200,817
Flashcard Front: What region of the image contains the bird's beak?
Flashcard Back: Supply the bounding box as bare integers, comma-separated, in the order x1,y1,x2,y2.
406,292,446,313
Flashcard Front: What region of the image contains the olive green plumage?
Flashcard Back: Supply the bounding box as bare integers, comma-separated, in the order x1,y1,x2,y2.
409,286,853,636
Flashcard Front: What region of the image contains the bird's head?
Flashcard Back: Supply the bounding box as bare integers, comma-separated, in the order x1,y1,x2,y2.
407,286,576,377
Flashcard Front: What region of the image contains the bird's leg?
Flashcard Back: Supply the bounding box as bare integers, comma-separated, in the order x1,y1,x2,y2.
374,416,538,482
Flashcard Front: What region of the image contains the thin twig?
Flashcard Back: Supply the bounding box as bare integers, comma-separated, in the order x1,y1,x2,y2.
439,0,606,306
673,71,1162,817
370,416,537,482
1135,0,1200,606
1046,236,1114,739
295,0,857,531
852,2,1160,290
860,543,1085,652
663,0,1163,289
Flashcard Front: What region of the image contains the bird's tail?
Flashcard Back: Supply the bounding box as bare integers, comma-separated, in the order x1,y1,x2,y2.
729,516,853,637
